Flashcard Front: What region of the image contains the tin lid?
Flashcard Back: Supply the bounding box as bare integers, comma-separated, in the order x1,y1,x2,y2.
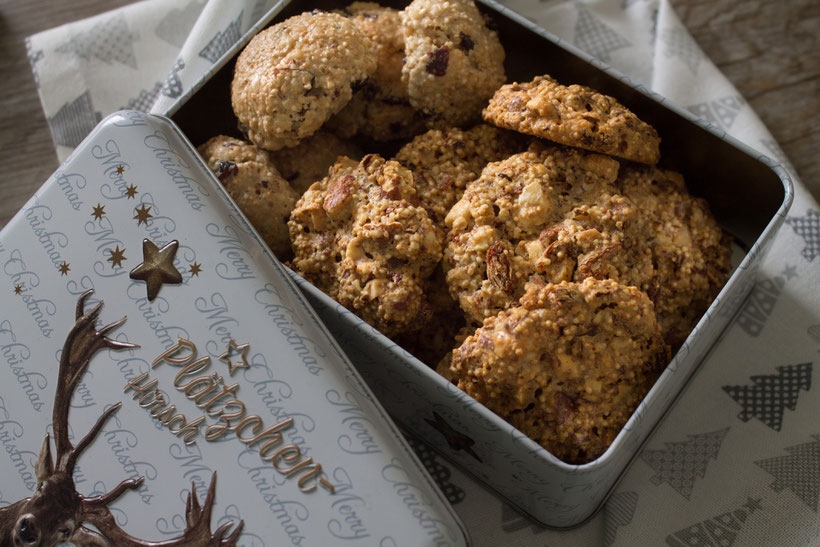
0,110,468,546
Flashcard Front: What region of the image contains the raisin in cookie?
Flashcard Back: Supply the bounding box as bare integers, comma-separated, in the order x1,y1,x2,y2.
198,136,298,258
617,166,732,349
269,131,362,196
484,75,660,165
231,11,376,151
289,154,442,337
401,0,506,127
393,124,522,224
445,142,653,322
446,278,670,463
326,3,424,141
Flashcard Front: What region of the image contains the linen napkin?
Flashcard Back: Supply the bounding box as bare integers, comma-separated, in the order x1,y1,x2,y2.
26,0,820,544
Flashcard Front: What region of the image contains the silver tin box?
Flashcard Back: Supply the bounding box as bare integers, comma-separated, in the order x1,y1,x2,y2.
0,111,468,545
167,0,794,528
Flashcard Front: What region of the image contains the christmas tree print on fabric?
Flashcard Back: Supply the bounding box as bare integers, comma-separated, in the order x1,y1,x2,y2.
56,12,137,68
687,95,745,131
199,11,244,63
735,265,797,337
48,91,102,148
665,497,763,547
785,208,820,262
756,435,820,512
161,58,186,99
722,363,812,431
405,436,465,505
641,428,729,499
573,4,631,63
603,491,638,546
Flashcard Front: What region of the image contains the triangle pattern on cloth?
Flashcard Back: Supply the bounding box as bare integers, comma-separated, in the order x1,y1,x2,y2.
641,428,729,499
734,274,787,338
161,58,186,99
785,208,820,262
664,497,763,547
722,363,812,431
659,26,703,74
121,82,163,112
199,10,244,63
756,435,820,512
48,90,102,148
155,0,206,48
56,12,137,69
687,95,745,131
574,4,631,62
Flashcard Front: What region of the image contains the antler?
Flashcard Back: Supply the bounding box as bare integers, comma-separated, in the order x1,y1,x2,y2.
52,290,139,472
78,473,243,546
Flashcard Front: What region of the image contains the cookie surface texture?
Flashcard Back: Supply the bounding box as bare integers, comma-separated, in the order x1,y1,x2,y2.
447,278,671,464
401,0,506,127
231,11,376,151
484,75,661,164
288,154,442,337
269,131,362,196
198,136,298,258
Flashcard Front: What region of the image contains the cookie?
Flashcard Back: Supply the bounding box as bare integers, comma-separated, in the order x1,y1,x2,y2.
400,0,506,127
269,131,362,196
326,2,425,141
616,166,732,349
444,142,653,322
198,136,298,258
446,278,671,463
231,11,377,151
288,154,443,337
393,124,522,224
484,75,661,165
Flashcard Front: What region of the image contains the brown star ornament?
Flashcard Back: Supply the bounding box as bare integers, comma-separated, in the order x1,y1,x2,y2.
129,238,183,301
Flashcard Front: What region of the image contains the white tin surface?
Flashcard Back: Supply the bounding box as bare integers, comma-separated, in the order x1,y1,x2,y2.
0,111,468,546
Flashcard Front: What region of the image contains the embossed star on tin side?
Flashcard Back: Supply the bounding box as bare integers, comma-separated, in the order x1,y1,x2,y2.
133,204,153,226
219,339,250,376
425,411,483,462
58,262,70,276
129,238,182,301
107,246,127,269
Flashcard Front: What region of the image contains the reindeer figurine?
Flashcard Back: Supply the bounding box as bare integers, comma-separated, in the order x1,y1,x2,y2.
0,290,243,546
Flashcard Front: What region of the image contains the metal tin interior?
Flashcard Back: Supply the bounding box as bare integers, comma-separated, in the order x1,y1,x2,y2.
169,0,793,527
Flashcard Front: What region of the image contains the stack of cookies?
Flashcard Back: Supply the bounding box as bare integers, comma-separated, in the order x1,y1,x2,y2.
197,0,732,464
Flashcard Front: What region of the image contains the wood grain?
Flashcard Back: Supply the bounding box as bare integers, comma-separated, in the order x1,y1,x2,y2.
1,0,817,231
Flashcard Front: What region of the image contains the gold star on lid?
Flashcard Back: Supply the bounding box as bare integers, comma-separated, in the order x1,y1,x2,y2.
218,339,250,376
125,184,138,199
129,239,182,301
107,246,127,269
116,164,126,175
14,284,23,295
133,204,153,226
91,203,106,220
58,262,70,276
188,262,202,277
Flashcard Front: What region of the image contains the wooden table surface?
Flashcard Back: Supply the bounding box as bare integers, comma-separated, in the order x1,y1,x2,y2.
1,0,818,230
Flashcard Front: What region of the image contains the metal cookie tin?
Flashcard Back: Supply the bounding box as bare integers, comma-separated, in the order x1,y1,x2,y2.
0,111,468,545
167,0,794,528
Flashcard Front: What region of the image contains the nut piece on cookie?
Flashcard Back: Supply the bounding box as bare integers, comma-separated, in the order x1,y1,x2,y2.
401,0,506,127
326,2,425,141
288,154,443,337
616,166,732,350
484,75,661,165
446,278,671,463
198,136,298,258
444,142,653,322
269,131,362,196
393,124,522,224
231,11,377,151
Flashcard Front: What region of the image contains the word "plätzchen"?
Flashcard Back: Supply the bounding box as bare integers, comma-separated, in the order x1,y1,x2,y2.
124,337,335,494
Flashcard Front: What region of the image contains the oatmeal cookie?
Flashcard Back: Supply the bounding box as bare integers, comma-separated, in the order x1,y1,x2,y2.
484,75,661,165
198,136,298,258
446,278,671,463
616,166,732,349
269,131,362,195
327,3,424,140
393,124,522,224
231,11,376,151
445,143,653,322
401,0,506,127
288,154,443,337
